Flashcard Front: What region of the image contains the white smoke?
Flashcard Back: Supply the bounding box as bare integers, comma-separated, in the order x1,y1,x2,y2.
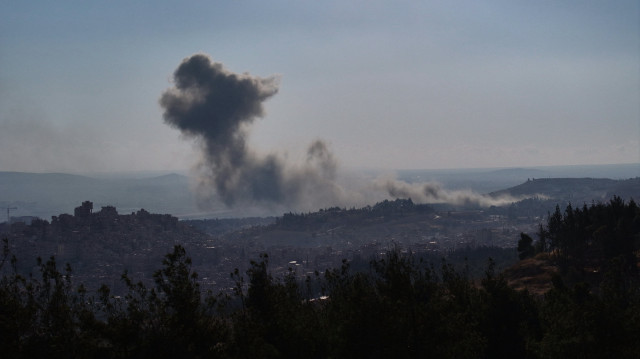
374,175,526,207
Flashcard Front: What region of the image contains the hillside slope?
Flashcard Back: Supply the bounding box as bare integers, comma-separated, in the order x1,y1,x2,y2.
502,254,558,295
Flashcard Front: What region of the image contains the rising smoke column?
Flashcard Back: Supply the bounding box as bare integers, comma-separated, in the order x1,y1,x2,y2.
160,54,344,209
159,54,527,211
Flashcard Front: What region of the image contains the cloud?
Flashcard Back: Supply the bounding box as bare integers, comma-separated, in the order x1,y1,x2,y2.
0,117,102,172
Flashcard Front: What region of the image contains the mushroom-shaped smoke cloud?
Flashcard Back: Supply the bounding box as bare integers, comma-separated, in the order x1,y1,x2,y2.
160,54,536,213
160,54,344,210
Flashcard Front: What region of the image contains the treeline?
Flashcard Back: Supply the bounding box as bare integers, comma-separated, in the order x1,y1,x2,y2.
518,196,639,281
1,247,639,358
2,197,640,358
275,198,432,230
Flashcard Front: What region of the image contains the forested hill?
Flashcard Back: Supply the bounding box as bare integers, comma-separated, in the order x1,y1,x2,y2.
489,177,639,203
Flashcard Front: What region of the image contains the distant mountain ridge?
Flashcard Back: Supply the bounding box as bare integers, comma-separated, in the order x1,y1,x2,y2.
490,177,639,204
1,169,639,221
397,163,639,193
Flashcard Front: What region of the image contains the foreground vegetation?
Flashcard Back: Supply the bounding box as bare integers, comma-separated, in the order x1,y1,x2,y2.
1,197,639,358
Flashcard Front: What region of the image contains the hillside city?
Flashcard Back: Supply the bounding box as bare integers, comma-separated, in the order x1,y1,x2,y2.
0,200,569,297
1,177,638,295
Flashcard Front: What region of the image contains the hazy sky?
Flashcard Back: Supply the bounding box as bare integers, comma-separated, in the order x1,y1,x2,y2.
1,0,638,173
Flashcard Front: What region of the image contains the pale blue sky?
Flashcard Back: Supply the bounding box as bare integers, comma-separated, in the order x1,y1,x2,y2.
1,0,638,173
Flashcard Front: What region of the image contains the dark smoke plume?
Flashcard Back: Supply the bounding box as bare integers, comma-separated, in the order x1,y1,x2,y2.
160,54,538,212
160,54,345,210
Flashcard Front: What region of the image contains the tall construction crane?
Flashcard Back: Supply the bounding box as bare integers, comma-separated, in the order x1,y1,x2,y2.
6,206,17,224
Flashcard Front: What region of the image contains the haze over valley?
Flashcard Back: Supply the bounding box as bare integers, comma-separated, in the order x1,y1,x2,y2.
2,163,638,221
2,164,638,297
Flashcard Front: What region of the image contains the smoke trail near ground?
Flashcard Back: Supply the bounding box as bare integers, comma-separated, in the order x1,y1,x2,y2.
159,54,348,210
374,176,525,207
160,53,535,212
